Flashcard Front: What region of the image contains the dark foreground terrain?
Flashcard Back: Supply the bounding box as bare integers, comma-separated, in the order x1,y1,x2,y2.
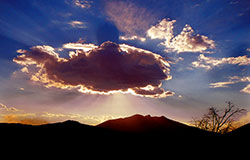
0,114,248,147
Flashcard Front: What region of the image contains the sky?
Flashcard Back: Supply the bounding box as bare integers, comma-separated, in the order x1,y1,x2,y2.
0,0,250,126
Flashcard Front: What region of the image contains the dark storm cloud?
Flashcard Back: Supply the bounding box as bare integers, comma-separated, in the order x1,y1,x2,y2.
13,41,173,98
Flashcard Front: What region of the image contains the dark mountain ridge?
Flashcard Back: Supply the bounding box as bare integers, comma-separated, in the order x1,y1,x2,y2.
97,114,211,136
0,114,216,138
2,114,249,150
226,123,250,136
1,114,249,144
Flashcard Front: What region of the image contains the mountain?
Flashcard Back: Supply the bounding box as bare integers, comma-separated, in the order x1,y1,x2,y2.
0,114,220,145
1,115,247,152
97,114,213,137
226,123,250,137
0,120,115,138
0,114,215,137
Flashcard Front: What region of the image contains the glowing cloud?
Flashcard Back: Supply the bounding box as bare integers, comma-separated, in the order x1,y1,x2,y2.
119,35,146,42
1,111,116,125
235,112,250,127
13,41,173,98
147,19,175,44
147,19,215,53
241,84,250,94
2,113,47,125
0,102,115,125
63,43,98,52
192,54,250,70
168,24,215,53
21,67,29,73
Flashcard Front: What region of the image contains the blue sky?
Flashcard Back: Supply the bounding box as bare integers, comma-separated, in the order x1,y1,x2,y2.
0,0,250,125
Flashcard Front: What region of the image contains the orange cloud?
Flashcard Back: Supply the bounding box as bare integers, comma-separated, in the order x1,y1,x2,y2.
13,41,173,98
2,113,47,125
1,111,115,126
40,112,115,125
21,67,29,73
0,103,116,125
0,103,47,125
234,112,250,128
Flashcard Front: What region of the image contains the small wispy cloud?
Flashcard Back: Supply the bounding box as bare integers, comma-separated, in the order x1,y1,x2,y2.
51,20,87,30
210,81,237,88
192,54,250,70
119,35,146,42
68,20,86,28
73,0,91,9
0,103,20,112
209,76,250,94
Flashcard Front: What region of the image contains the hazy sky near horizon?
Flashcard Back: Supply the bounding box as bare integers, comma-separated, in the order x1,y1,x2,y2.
0,0,250,125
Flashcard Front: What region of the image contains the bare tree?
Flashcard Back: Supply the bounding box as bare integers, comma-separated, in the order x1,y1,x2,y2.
192,101,246,134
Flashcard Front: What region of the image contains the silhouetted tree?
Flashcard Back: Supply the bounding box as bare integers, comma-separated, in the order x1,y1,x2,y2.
192,101,246,134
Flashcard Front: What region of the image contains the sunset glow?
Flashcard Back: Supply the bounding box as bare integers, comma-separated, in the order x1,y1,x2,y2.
0,0,250,127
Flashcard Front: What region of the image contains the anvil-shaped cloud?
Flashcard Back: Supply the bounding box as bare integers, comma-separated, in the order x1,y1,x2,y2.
13,41,173,98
